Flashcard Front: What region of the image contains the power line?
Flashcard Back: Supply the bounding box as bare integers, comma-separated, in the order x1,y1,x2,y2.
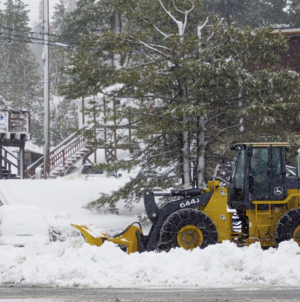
0,81,62,84
0,25,107,41
0,34,79,48
0,30,81,45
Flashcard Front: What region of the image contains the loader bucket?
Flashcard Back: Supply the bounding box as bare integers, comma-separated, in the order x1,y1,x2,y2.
71,223,143,254
71,224,108,247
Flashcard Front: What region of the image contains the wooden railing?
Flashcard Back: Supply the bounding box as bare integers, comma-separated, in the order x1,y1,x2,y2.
27,125,90,178
49,135,87,171
0,147,20,179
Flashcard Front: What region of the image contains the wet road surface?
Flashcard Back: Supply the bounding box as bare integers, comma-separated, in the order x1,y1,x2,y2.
0,285,300,302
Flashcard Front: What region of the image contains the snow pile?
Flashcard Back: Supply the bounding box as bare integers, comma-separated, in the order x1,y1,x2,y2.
0,176,145,236
0,238,300,287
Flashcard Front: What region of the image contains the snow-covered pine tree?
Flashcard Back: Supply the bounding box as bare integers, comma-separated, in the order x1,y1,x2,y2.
62,0,113,42
61,0,300,212
0,0,43,145
51,0,69,93
30,0,43,75
50,0,78,146
201,0,289,27
288,0,300,27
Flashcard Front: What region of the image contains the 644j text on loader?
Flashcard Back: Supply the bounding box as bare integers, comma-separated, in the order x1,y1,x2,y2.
72,142,300,253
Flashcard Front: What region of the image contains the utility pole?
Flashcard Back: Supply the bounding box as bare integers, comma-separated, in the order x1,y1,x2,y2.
43,0,50,179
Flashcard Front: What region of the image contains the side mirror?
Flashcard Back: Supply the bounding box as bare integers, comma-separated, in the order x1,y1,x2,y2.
118,173,122,178
248,147,253,157
249,175,254,193
297,151,300,176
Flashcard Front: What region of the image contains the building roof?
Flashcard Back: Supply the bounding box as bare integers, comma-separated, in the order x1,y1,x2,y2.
234,142,290,147
271,28,300,35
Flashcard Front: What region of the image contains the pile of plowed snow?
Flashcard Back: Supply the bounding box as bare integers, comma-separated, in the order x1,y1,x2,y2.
1,238,300,287
0,175,146,236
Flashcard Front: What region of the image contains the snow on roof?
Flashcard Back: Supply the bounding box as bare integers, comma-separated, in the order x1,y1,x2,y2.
272,28,300,35
12,141,43,154
24,141,43,154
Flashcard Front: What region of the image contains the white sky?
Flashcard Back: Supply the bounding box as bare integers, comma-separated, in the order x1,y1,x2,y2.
0,0,59,27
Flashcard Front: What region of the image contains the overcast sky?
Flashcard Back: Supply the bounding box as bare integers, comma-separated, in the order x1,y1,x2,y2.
0,0,59,27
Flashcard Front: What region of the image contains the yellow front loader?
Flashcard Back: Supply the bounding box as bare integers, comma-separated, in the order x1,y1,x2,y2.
72,142,300,254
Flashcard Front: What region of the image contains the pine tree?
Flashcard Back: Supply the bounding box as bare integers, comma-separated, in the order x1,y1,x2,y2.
288,0,300,27
62,0,114,42
49,0,78,145
50,98,78,146
0,0,43,145
201,0,289,27
30,0,44,76
51,0,69,96
61,0,300,212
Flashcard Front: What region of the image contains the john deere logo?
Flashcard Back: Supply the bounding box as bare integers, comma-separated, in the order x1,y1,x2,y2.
274,187,283,195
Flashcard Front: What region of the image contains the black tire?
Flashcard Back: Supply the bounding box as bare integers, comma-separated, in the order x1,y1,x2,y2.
275,208,300,246
157,208,218,252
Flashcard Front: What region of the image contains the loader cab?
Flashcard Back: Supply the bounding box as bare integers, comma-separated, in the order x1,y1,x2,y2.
228,143,289,210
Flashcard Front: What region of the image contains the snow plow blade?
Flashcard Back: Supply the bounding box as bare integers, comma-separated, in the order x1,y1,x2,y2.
71,223,142,254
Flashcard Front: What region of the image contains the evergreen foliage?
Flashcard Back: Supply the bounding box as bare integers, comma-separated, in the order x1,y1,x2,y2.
61,0,300,213
288,0,300,27
61,0,114,44
49,0,78,145
50,97,78,145
201,0,289,27
0,0,43,145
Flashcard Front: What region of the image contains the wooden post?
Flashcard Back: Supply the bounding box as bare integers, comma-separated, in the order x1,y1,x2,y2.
113,97,117,159
0,146,2,180
104,97,107,158
82,96,85,125
93,99,97,163
20,145,25,179
128,108,132,151
43,0,51,180
4,150,7,169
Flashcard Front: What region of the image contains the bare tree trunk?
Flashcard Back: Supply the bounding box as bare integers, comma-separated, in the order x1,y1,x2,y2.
5,28,14,69
111,12,122,33
181,81,191,189
197,117,207,189
111,13,122,69
182,119,191,189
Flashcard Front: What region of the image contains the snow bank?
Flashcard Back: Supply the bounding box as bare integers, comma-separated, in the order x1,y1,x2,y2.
0,175,145,235
1,238,300,287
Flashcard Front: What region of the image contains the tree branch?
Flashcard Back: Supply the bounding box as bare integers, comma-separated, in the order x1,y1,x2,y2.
138,40,169,58
207,18,224,42
123,0,171,38
205,124,240,144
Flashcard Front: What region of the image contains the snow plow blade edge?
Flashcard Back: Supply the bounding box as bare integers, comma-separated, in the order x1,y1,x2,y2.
71,223,142,254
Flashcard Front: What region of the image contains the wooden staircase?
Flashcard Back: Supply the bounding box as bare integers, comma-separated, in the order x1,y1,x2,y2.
0,147,20,179
27,125,94,178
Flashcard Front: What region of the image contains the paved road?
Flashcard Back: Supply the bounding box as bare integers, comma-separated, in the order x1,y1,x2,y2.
0,285,300,302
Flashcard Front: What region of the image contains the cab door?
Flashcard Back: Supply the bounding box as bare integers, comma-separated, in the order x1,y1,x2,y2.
249,147,270,200
249,147,286,201
270,147,286,201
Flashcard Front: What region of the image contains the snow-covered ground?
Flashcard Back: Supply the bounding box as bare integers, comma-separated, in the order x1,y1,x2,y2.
0,171,300,288
0,172,144,235
1,237,300,287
